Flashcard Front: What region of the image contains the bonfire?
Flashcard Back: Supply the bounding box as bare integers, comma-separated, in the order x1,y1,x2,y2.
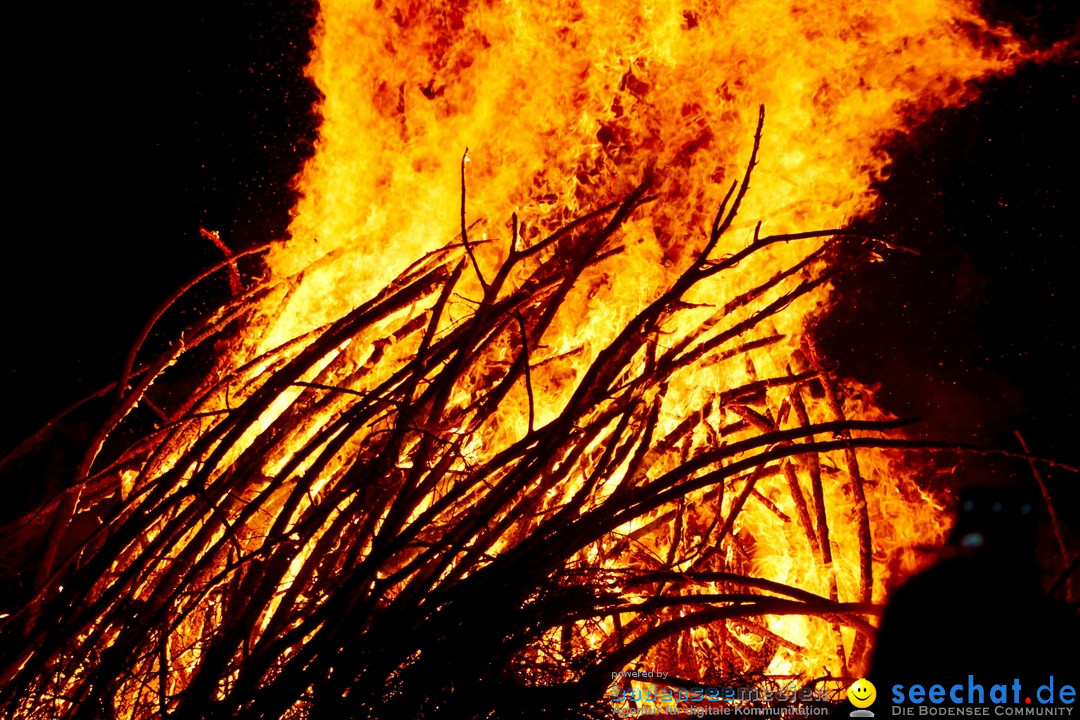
1,0,1068,717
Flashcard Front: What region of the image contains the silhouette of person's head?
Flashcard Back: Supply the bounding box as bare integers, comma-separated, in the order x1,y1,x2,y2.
868,485,1076,691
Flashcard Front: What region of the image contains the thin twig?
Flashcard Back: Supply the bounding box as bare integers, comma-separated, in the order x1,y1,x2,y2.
460,148,488,291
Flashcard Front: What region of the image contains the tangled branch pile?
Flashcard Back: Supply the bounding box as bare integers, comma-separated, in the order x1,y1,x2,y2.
2,112,941,719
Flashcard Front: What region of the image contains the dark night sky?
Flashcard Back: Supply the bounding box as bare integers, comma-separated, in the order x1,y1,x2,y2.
3,2,1077,527
821,57,1080,461
5,1,318,447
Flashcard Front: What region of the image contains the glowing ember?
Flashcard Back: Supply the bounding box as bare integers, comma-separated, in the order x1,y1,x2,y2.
1,0,1038,717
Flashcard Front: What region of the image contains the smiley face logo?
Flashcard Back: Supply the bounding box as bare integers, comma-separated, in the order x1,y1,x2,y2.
848,678,877,708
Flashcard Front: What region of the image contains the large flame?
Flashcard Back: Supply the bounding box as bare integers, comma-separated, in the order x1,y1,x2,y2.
268,0,1021,346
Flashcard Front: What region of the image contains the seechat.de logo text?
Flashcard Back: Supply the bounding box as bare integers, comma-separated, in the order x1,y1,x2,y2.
890,676,1074,716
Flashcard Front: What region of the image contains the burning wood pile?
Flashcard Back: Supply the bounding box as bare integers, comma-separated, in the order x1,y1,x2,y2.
3,115,952,718
1,0,1048,715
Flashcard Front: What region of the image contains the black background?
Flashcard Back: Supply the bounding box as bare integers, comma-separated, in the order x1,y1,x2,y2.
3,2,1078,532
4,1,318,448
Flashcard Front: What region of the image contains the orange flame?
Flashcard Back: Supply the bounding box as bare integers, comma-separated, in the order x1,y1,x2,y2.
266,0,1023,346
